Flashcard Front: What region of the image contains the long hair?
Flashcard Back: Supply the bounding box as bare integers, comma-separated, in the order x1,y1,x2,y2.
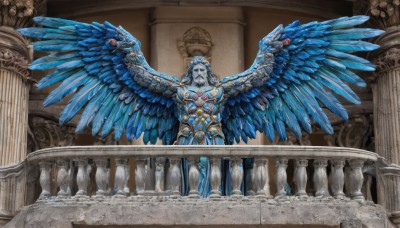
181,56,218,86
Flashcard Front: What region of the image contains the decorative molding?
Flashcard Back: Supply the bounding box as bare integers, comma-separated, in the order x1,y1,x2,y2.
0,0,47,28
177,27,213,69
47,0,351,19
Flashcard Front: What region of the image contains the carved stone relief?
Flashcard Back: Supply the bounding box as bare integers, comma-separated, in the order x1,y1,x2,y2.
373,47,400,72
0,0,47,28
177,27,213,69
332,114,374,151
354,0,400,29
28,112,117,153
0,47,29,77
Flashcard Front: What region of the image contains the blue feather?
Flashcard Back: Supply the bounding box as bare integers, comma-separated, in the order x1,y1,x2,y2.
92,94,118,135
37,68,80,89
329,41,380,52
76,87,109,133
43,71,89,106
59,79,101,124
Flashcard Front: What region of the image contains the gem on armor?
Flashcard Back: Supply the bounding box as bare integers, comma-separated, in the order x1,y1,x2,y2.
195,131,205,143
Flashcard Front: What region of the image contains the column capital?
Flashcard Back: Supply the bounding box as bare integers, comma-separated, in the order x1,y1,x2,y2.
0,26,31,80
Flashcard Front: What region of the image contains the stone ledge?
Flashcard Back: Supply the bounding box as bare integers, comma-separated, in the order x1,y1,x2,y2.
26,145,379,163
6,197,393,228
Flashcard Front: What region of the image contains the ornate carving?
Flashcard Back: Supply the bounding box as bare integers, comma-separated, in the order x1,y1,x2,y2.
0,47,29,78
177,27,213,69
27,113,118,153
373,47,400,72
354,0,400,29
325,114,374,151
27,113,77,153
0,0,46,28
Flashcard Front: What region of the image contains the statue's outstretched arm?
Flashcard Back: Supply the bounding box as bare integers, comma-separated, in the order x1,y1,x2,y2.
220,28,284,97
18,17,180,144
220,16,384,144
109,38,179,96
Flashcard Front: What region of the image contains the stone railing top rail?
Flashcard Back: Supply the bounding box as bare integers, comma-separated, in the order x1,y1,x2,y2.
26,145,378,163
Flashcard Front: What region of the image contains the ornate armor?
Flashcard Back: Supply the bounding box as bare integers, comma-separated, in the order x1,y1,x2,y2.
175,86,225,145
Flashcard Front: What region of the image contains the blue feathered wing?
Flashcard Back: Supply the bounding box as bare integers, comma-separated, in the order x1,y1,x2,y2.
18,17,179,144
221,16,384,144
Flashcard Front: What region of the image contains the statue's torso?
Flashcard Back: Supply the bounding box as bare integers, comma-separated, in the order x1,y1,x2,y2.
175,86,225,145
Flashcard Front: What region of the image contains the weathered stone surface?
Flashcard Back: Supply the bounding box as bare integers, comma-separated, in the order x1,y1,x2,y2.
6,197,392,228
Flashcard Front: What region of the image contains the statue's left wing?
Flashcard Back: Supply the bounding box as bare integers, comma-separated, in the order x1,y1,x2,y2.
18,17,179,144
220,16,383,144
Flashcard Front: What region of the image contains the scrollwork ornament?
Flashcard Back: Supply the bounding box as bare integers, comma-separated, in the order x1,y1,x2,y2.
0,47,29,79
27,114,77,152
327,114,374,151
373,47,400,72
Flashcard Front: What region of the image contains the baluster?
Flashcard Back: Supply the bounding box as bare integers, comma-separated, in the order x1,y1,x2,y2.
344,165,352,197
155,157,166,193
331,159,345,199
94,158,108,197
231,157,243,198
313,159,328,197
295,159,308,198
169,157,181,198
275,158,288,199
114,158,127,197
245,162,255,196
39,161,52,199
349,159,365,201
210,157,221,199
135,158,146,196
255,158,268,198
75,159,89,198
57,159,70,198
188,156,200,198
124,159,130,195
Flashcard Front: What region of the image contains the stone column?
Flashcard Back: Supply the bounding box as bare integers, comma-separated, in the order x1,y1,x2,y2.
0,0,46,225
0,26,31,166
353,1,400,225
372,39,400,226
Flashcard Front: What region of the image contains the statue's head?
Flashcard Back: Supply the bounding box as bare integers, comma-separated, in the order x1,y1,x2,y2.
181,56,218,87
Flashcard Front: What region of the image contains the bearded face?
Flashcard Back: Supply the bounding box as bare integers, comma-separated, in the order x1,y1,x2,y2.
191,63,208,87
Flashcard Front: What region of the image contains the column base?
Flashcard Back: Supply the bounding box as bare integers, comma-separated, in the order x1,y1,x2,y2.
389,211,400,227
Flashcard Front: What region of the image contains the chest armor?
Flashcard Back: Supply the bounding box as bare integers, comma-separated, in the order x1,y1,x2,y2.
175,86,224,144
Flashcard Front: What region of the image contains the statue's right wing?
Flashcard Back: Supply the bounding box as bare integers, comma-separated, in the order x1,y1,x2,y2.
18,17,179,144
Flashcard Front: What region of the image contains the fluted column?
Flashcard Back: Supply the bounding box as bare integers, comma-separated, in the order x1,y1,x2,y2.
371,27,400,225
0,1,46,225
353,2,400,224
0,27,30,166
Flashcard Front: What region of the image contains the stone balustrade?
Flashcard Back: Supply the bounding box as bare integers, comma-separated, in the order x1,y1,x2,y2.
25,145,378,202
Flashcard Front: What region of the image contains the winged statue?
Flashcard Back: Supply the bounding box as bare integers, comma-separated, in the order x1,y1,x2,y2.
18,16,383,146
